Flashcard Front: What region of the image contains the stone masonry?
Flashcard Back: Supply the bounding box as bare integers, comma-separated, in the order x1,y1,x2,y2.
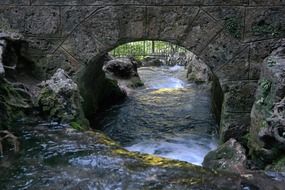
0,0,285,142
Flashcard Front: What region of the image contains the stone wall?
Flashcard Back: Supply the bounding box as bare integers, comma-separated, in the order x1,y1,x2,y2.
1,0,285,142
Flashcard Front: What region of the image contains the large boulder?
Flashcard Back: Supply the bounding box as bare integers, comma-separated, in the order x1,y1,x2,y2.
203,138,247,174
37,69,88,128
187,55,213,83
79,54,127,127
249,44,285,169
103,57,143,89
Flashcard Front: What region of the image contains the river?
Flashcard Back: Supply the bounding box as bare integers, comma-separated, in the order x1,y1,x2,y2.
100,65,218,165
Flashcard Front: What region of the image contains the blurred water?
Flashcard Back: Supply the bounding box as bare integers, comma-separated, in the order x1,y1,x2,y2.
100,66,218,165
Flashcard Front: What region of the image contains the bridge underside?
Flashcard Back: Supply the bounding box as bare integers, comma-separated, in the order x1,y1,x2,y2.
1,0,285,142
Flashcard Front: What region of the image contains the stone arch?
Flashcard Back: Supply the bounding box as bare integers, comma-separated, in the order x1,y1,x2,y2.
56,5,249,81
43,5,266,142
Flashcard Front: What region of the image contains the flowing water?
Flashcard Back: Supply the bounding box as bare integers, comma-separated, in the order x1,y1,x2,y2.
1,66,284,189
100,66,218,166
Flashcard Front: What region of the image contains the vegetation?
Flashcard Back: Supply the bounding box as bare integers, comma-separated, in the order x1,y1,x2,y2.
110,40,187,60
252,21,280,37
225,17,242,39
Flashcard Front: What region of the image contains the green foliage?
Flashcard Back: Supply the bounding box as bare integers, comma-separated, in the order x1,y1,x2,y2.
225,17,242,39
70,121,84,131
110,40,187,60
256,79,272,106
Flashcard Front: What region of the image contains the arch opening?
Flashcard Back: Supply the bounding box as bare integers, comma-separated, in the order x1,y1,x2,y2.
79,40,223,165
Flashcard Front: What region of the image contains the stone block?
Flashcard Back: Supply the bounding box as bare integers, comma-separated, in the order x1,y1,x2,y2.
31,0,144,5
181,10,223,55
0,6,26,33
221,80,258,113
61,6,99,36
0,0,29,5
202,6,245,39
24,6,60,36
249,0,285,5
214,46,250,81
220,112,251,142
249,39,284,80
146,6,199,42
199,32,245,70
244,7,285,42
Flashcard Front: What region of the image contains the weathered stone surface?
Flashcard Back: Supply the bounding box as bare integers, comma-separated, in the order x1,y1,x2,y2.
181,10,223,55
200,32,245,70
31,0,144,5
203,138,247,174
104,57,139,79
103,57,143,89
249,45,285,168
187,55,213,83
249,0,285,5
79,54,126,125
24,6,60,36
0,0,29,5
249,39,285,80
61,6,99,36
221,81,258,113
146,6,199,42
220,112,251,143
37,68,88,127
202,6,244,39
214,46,250,81
24,37,63,56
45,47,82,78
244,7,285,42
0,6,26,33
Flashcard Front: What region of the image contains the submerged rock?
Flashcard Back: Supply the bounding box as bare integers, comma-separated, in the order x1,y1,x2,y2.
203,138,247,174
37,69,88,128
1,124,284,190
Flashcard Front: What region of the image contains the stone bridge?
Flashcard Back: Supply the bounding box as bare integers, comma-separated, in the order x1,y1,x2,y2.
1,0,285,141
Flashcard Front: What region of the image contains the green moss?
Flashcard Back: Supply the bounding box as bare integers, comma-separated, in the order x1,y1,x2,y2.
0,78,31,129
225,17,242,39
271,157,285,172
252,22,280,37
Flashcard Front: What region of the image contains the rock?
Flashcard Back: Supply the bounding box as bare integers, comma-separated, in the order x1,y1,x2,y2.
203,138,247,174
79,54,127,126
166,51,192,66
249,44,285,168
187,55,213,83
37,68,88,128
103,56,144,89
0,78,33,129
103,57,139,79
142,56,164,67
